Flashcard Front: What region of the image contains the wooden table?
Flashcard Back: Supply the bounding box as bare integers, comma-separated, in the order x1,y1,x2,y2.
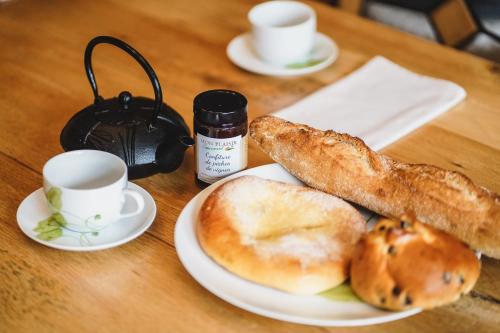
1,0,499,332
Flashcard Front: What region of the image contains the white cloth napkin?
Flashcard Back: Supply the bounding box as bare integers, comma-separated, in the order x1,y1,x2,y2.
273,56,466,151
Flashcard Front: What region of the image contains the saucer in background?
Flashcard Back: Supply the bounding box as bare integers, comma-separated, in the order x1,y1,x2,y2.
227,32,338,77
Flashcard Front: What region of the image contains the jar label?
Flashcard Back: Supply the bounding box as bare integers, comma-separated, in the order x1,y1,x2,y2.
196,133,247,184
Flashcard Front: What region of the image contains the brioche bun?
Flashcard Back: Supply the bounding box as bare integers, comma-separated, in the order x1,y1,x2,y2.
351,216,481,310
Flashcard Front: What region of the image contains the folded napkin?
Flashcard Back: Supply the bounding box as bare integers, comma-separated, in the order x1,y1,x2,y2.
274,56,466,151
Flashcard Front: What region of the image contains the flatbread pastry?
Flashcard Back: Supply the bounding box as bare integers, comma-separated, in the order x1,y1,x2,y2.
197,176,367,295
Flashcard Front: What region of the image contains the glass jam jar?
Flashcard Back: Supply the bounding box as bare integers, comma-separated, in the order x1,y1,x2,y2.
193,89,248,188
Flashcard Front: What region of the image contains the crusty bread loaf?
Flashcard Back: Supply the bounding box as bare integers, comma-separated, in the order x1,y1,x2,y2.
351,216,480,310
197,175,367,294
250,115,500,259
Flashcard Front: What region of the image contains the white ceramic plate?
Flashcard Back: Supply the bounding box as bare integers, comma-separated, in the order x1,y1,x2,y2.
174,163,421,327
17,182,156,251
227,32,338,77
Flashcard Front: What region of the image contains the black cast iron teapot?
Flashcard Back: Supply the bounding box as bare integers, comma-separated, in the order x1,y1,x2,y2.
60,36,193,179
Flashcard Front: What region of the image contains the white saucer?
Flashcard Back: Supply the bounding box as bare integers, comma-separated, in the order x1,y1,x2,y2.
227,32,338,77
17,182,156,251
174,164,420,327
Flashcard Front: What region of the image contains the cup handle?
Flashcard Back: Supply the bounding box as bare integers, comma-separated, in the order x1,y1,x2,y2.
119,189,145,219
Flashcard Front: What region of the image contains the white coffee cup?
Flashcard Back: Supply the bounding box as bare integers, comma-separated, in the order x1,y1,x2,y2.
248,0,316,66
42,150,145,231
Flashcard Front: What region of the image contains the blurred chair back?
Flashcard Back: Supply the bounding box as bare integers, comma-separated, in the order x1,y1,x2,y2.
323,0,500,62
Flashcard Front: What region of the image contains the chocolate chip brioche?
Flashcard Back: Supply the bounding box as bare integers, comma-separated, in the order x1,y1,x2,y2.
249,115,500,259
350,217,480,310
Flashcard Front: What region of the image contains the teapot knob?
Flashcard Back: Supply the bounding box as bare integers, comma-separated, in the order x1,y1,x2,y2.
118,91,133,110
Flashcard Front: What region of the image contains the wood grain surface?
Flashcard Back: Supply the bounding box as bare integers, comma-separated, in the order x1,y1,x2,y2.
0,0,499,332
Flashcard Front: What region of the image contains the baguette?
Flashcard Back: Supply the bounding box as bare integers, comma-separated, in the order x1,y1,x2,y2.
249,115,500,259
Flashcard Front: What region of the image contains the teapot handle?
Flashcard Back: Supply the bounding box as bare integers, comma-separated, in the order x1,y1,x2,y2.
84,36,162,128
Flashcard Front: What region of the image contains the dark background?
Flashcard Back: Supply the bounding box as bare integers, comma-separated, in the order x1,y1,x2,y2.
322,0,500,62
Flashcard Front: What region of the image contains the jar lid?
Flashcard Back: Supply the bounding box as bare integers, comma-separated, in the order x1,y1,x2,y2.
193,89,247,127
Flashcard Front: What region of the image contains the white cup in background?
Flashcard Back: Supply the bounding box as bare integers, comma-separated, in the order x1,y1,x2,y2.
43,150,145,231
248,0,316,66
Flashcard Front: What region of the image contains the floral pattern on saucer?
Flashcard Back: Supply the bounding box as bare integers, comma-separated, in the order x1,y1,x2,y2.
34,187,103,245
17,182,156,252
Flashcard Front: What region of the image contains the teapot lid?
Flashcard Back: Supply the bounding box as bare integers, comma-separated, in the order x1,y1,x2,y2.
60,36,193,179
